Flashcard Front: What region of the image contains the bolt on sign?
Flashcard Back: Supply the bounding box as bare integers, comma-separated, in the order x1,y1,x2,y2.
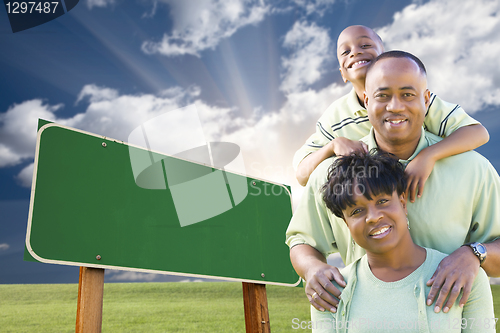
25,119,300,286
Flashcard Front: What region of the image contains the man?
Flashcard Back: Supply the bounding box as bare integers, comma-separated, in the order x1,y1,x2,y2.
286,51,500,319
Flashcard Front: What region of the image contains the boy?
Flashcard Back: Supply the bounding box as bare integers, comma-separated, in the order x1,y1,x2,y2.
294,25,489,202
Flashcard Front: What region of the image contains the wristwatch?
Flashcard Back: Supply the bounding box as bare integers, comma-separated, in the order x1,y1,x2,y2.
464,242,487,264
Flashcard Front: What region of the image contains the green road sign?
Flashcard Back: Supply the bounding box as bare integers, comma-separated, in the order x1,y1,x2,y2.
25,120,299,286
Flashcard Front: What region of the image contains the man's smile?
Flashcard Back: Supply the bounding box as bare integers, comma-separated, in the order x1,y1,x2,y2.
385,117,408,127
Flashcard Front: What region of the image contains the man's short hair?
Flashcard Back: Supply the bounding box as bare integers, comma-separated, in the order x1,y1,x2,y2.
322,150,407,219
366,50,427,78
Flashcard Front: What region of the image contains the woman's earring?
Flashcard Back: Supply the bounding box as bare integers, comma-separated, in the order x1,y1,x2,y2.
406,216,410,230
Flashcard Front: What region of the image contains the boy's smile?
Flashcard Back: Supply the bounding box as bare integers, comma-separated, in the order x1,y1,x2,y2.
349,60,370,69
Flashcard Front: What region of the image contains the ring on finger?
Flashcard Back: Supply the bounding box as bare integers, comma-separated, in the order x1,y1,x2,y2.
312,292,318,299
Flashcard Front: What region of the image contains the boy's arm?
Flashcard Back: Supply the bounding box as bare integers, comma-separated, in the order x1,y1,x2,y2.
293,90,368,186
296,142,335,186
420,123,489,160
406,124,489,202
296,138,368,186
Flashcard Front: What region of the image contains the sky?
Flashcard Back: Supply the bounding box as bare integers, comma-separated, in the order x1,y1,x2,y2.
1,0,500,284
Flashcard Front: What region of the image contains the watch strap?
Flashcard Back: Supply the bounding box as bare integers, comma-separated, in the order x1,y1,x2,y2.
463,242,486,264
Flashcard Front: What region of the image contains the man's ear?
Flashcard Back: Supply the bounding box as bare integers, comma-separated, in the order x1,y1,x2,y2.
363,92,369,108
339,67,348,83
424,89,431,109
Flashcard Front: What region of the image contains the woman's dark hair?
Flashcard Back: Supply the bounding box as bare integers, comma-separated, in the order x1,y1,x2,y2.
322,150,407,219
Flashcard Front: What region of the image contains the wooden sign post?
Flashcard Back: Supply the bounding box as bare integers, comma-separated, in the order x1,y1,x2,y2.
242,282,271,333
75,267,105,333
74,270,271,333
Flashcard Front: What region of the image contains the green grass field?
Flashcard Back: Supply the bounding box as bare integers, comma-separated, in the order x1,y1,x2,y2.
0,283,499,332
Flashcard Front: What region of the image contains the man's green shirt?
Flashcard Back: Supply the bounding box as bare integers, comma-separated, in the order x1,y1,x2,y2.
286,128,500,265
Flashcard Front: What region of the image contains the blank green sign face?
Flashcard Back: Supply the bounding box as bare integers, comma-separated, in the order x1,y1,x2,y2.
25,121,299,286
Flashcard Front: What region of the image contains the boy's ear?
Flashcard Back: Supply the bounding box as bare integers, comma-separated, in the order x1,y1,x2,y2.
339,67,348,83
378,43,385,54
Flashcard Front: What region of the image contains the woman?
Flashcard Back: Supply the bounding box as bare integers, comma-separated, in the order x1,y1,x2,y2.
313,151,495,333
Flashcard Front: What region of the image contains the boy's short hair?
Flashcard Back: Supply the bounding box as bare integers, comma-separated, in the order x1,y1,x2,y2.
366,50,427,77
337,25,384,46
322,150,407,219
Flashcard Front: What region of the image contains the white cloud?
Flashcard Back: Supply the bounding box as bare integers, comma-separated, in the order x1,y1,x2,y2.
221,82,351,207
16,163,34,188
64,84,205,142
280,21,332,93
85,0,115,10
0,100,63,167
105,270,209,282
141,0,269,57
0,243,9,251
292,0,336,16
12,0,499,199
107,270,160,281
142,0,158,18
0,80,350,207
377,0,500,113
179,278,204,282
76,84,119,104
0,84,235,188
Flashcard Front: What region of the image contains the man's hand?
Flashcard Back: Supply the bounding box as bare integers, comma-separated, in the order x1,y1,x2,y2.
426,246,480,313
304,262,346,313
290,245,346,313
405,149,436,202
331,137,368,156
